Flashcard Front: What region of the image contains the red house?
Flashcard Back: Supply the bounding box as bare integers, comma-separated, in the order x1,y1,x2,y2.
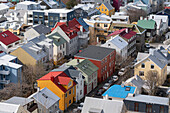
74,45,116,83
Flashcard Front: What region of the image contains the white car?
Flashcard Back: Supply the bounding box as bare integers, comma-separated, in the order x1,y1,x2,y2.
77,103,84,111
145,43,150,48
118,68,127,76
112,75,118,82
103,83,111,90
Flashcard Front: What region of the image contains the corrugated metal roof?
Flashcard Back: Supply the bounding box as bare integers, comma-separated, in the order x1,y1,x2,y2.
137,20,156,29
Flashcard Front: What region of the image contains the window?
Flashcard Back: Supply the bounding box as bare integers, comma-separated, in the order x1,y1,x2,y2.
160,106,164,113
102,8,104,11
105,9,107,11
69,100,71,104
97,23,100,27
146,104,152,113
104,31,107,33
65,93,67,98
49,22,53,26
50,16,53,20
141,63,145,68
104,24,107,27
60,45,62,50
139,71,144,76
68,81,72,87
80,90,82,95
151,64,154,69
134,103,139,111
69,90,71,95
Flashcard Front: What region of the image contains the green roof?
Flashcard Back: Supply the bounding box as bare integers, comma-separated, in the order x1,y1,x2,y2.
67,59,98,76
47,32,66,46
137,20,156,30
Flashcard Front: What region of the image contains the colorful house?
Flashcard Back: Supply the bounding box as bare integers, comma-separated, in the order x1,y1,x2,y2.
75,45,116,83
66,59,98,95
96,2,115,16
37,70,77,111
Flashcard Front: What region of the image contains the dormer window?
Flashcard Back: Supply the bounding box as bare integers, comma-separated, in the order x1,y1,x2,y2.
68,81,72,88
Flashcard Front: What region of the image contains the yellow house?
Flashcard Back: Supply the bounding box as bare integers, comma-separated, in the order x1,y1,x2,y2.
10,41,47,66
96,3,115,16
134,54,167,85
37,71,76,111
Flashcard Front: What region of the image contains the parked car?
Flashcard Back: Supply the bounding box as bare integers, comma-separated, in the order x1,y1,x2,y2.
145,43,150,48
118,68,127,76
97,88,105,96
77,103,84,111
103,83,111,90
108,79,113,84
112,75,118,82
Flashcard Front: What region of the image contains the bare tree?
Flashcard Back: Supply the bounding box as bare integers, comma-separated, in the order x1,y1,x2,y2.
145,70,160,96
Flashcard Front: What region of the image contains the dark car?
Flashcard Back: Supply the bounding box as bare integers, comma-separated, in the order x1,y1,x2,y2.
97,88,105,96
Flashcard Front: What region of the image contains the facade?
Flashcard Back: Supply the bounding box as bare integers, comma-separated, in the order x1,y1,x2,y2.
29,87,60,113
27,8,75,27
101,35,128,60
75,45,116,83
124,94,169,113
134,50,167,85
82,97,127,113
10,41,48,66
157,9,170,26
52,18,89,56
0,30,21,53
0,53,22,89
66,59,98,95
47,31,66,64
137,19,157,39
37,70,77,111
96,3,115,16
4,96,38,113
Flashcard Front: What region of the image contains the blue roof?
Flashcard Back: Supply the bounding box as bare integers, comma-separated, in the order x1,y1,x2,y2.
102,85,136,98
134,0,149,4
77,17,89,31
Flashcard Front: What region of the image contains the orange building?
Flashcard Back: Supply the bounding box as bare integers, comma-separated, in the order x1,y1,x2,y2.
37,71,77,111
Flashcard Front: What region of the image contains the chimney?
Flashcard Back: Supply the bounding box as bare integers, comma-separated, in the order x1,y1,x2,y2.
140,16,143,20
105,94,109,100
77,59,80,63
125,28,128,33
80,26,83,32
51,76,54,82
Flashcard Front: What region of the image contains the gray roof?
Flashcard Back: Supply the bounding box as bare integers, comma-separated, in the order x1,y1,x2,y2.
30,87,60,109
68,69,81,78
82,97,125,113
125,94,169,106
21,41,47,61
75,45,115,60
0,16,7,23
4,96,34,106
136,52,149,61
103,2,114,11
33,24,51,35
125,75,145,88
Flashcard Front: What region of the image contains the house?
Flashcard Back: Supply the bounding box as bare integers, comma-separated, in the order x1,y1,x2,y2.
10,41,47,66
101,35,128,60
5,9,27,25
0,30,21,53
107,28,137,57
4,96,38,113
66,59,98,95
29,87,60,113
81,97,127,113
47,31,66,64
27,8,75,27
52,18,89,56
81,0,110,4
125,75,145,94
137,19,157,39
111,15,130,24
0,102,26,113
51,66,84,102
96,2,115,17
149,14,169,34
102,84,136,100
124,94,169,113
134,50,167,85
0,3,9,15
157,9,170,26
15,1,41,10
40,0,66,9
28,34,53,61
75,45,116,83
24,24,51,41
0,53,22,89
37,69,77,111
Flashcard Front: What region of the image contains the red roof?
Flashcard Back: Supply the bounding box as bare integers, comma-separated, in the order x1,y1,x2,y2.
121,30,137,39
38,71,76,93
107,28,126,37
51,18,85,39
0,30,20,46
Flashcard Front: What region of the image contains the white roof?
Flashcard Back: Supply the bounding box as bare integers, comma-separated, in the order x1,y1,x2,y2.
0,102,20,113
149,14,168,23
74,3,95,10
32,8,73,14
91,14,112,21
17,1,39,5
111,15,129,20
107,35,128,50
0,4,9,10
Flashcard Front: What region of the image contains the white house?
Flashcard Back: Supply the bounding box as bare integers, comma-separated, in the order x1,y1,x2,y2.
101,35,128,60
0,4,9,16
149,14,169,34
15,1,41,10
111,15,130,24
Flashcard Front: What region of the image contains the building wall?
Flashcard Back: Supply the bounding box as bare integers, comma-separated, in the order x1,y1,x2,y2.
134,58,167,85
136,32,145,52
33,12,45,25
67,11,75,22
10,47,37,66
48,13,60,28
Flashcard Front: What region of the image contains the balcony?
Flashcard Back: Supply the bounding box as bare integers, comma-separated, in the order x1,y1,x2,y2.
0,79,10,84
0,70,10,75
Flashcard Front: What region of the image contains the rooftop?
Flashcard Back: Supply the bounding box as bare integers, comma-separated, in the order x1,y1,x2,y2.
0,102,20,113
102,85,136,98
33,24,51,35
75,45,115,61
137,19,156,29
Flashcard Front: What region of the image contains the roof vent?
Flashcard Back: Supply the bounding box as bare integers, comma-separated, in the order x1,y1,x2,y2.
2,34,5,38
125,87,131,91
42,93,48,98
4,33,8,37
